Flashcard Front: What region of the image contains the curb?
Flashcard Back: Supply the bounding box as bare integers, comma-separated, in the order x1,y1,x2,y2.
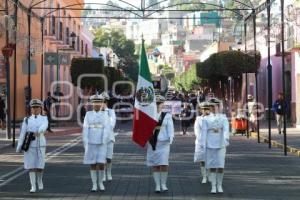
249,132,300,157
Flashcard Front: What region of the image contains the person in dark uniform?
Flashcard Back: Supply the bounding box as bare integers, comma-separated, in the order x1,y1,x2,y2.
180,102,191,135
43,92,55,132
0,95,6,130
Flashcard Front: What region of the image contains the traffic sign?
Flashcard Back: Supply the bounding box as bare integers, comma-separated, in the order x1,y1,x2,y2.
44,52,71,65
44,52,58,65
59,53,71,65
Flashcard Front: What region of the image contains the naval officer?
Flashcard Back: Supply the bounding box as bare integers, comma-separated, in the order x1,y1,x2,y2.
147,95,174,193
200,98,229,194
82,94,110,192
194,101,211,184
16,99,49,193
101,92,117,181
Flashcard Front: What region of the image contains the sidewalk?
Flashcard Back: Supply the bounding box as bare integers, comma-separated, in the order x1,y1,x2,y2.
0,122,81,150
250,120,300,156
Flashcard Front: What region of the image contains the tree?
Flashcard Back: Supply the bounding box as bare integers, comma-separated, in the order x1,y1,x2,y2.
70,58,130,95
196,50,261,101
160,65,175,81
169,0,214,10
173,64,202,92
93,28,139,82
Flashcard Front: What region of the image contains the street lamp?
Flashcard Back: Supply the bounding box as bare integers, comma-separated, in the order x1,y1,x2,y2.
2,44,14,140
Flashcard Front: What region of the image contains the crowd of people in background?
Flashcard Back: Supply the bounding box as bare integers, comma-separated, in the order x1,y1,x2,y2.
40,87,288,137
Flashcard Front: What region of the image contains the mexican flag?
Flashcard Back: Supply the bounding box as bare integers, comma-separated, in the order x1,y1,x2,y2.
132,40,158,147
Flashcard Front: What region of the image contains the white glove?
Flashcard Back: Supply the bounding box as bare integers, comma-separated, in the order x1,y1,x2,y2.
225,139,230,147
169,137,174,144
16,146,22,153
83,140,88,149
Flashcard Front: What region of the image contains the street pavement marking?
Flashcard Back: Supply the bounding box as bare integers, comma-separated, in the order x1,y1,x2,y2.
0,136,82,188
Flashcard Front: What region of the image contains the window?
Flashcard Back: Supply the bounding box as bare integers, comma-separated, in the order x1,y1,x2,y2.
85,44,88,57
57,4,60,38
73,20,76,32
59,22,63,40
77,36,80,51
51,15,56,35
81,40,84,55
276,43,281,56
66,27,69,44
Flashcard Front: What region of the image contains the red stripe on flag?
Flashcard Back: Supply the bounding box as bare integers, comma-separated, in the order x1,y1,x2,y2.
132,108,157,147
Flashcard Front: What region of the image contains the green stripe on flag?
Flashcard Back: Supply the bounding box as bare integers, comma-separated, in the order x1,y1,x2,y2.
139,40,152,82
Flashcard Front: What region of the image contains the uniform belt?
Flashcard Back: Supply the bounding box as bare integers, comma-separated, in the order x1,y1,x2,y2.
33,132,45,137
89,124,103,128
27,132,44,136
208,128,222,133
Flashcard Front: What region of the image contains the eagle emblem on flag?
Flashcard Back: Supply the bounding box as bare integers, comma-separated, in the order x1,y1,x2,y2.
136,86,155,106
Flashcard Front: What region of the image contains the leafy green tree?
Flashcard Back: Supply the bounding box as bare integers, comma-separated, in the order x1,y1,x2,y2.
173,64,202,92
169,0,214,10
70,58,130,95
93,28,139,82
196,50,261,100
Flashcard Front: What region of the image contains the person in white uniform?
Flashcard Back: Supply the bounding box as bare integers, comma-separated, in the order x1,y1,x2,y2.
194,102,211,184
16,99,48,193
247,94,257,132
200,98,229,194
147,95,174,193
101,92,117,182
82,94,110,192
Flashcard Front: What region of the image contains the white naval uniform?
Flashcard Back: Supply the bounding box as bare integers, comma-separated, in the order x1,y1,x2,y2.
146,112,174,167
105,108,117,159
194,114,210,163
82,110,110,164
201,113,229,169
16,115,48,169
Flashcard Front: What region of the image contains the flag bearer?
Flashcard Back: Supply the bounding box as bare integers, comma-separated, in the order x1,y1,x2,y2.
147,95,174,193
200,98,229,194
82,94,110,192
16,99,49,193
101,92,117,181
194,102,211,184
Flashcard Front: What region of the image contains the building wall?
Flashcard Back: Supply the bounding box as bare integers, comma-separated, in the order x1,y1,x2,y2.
0,0,44,120
0,0,93,120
